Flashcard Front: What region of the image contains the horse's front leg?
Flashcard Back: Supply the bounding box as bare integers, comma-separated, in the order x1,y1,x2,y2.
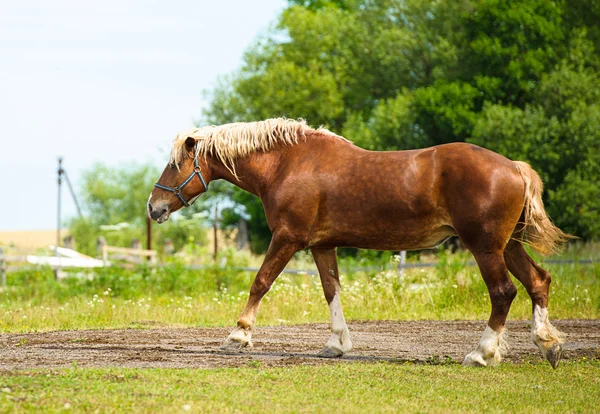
221,235,299,351
311,247,352,358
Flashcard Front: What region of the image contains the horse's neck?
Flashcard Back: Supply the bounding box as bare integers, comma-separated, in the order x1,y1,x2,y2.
210,133,343,196
210,151,282,198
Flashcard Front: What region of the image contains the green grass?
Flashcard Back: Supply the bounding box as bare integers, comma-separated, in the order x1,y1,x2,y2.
1,248,598,413
0,254,598,333
1,361,598,413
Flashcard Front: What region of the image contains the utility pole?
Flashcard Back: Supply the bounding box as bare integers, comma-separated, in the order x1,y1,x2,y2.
57,158,63,250
56,157,83,247
56,157,63,279
55,157,83,277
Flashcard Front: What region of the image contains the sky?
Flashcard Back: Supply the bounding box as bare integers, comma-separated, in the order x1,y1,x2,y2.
0,0,285,230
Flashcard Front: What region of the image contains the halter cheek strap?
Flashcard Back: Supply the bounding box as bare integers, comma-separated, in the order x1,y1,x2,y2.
153,144,208,207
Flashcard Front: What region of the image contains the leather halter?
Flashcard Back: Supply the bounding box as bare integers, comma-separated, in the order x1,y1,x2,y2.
153,144,208,207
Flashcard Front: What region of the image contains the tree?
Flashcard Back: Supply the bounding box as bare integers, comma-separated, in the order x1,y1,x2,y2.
201,0,600,250
469,64,600,237
79,163,158,227
69,163,207,256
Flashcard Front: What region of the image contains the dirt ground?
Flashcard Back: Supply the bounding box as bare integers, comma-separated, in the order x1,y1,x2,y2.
0,320,598,369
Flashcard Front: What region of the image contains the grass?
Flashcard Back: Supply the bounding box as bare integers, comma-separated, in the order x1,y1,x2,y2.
0,250,598,333
0,247,598,413
0,360,599,413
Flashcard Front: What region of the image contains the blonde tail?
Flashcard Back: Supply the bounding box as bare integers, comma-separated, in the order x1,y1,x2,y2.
513,161,574,255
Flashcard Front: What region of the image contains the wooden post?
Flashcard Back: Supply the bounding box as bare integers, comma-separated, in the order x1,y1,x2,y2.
146,215,152,254
213,204,218,262
0,247,6,287
397,250,406,280
236,219,249,250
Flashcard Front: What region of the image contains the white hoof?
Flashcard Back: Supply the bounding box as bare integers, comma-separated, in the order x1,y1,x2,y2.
220,327,253,351
531,305,564,368
317,346,344,358
323,328,352,357
463,326,505,367
462,350,489,367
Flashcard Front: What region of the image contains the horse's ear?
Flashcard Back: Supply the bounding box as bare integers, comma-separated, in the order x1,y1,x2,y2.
185,137,195,150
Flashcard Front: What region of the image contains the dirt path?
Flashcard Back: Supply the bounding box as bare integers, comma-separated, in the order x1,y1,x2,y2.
1,320,598,369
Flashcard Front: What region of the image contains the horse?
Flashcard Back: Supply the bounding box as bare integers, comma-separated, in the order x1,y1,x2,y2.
148,118,571,368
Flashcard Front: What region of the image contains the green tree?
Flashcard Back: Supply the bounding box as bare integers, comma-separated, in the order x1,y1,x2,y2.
469,64,600,238
80,163,158,226
69,163,207,256
201,0,600,249
549,148,600,240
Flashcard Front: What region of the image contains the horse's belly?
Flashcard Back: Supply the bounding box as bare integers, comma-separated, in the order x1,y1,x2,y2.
310,216,456,251
348,227,455,251
304,175,454,250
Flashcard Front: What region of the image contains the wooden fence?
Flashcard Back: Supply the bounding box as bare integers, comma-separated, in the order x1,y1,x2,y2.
0,247,28,287
101,245,157,266
0,245,158,286
0,245,595,288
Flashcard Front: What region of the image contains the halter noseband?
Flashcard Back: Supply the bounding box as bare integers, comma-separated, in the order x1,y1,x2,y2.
153,144,208,207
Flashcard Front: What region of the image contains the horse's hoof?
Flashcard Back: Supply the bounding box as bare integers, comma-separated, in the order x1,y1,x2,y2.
317,346,344,358
462,352,487,367
220,339,252,353
546,343,562,369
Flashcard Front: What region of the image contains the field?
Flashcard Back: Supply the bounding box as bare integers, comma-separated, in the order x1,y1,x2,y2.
0,230,65,252
1,320,599,369
0,248,598,412
1,320,599,412
1,361,599,413
0,257,597,332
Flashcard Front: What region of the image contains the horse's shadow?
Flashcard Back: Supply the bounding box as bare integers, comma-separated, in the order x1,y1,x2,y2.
38,344,408,363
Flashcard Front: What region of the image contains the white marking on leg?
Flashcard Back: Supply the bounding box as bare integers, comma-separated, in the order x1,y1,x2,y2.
224,304,260,349
531,305,563,352
325,292,352,353
226,326,253,347
463,325,506,367
532,305,549,345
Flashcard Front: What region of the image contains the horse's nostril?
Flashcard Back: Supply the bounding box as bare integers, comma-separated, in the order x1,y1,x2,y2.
149,205,168,221
148,203,153,213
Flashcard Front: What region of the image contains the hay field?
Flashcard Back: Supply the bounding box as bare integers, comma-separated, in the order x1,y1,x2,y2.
0,229,67,253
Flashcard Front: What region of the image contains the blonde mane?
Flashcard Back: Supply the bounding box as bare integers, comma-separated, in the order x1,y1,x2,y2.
169,118,349,177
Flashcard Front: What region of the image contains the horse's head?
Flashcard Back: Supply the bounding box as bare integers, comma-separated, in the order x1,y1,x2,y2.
148,137,210,223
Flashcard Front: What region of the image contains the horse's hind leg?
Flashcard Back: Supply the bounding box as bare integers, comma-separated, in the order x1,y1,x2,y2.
462,250,517,367
311,247,352,357
504,240,563,368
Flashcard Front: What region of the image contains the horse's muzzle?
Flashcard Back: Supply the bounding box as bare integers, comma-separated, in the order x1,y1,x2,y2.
148,201,170,223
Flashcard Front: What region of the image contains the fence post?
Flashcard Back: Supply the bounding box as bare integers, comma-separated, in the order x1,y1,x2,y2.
213,203,219,262
0,247,6,287
397,250,406,280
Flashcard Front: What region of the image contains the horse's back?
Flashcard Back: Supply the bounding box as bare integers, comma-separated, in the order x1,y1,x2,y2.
270,139,525,250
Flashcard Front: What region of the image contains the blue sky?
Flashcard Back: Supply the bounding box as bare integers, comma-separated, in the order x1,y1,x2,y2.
0,0,285,230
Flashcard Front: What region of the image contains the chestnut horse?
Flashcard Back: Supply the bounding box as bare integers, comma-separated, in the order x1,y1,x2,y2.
148,118,571,368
